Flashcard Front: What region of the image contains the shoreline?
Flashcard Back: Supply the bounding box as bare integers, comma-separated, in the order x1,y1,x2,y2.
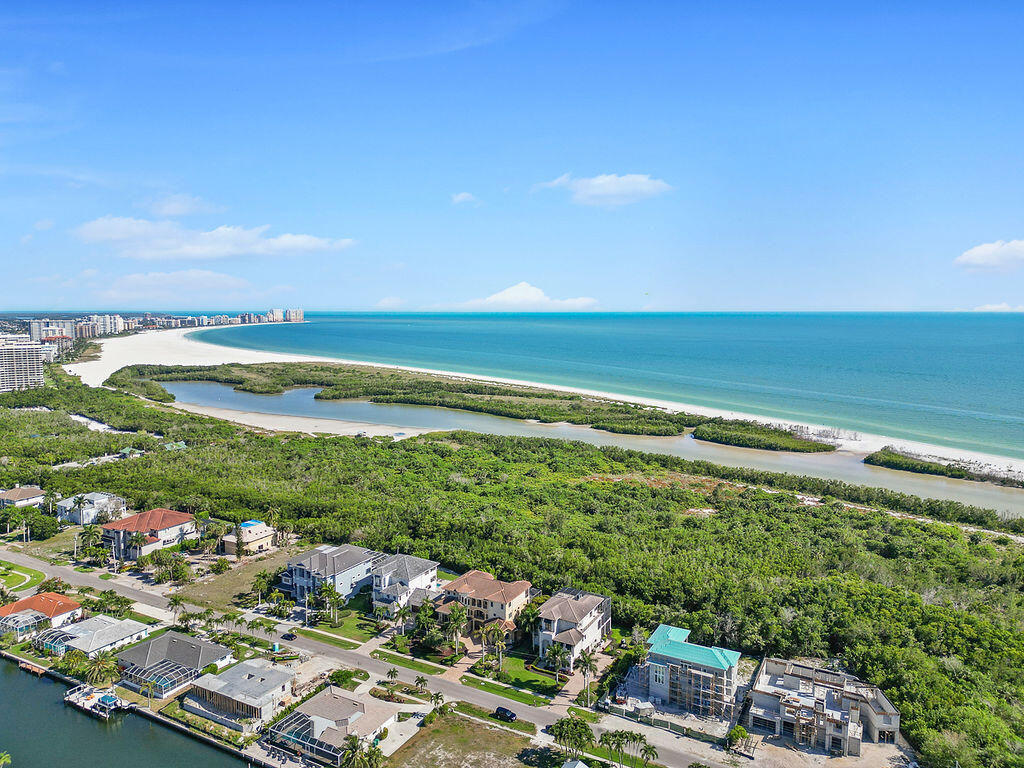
63,325,1024,476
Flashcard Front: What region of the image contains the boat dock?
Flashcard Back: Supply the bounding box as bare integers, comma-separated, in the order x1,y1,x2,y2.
64,684,134,720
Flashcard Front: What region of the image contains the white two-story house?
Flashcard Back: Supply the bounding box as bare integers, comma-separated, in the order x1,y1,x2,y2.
371,554,440,615
280,544,384,603
56,492,127,525
535,588,611,667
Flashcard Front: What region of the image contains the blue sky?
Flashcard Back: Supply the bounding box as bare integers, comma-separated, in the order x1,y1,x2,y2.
2,0,1023,312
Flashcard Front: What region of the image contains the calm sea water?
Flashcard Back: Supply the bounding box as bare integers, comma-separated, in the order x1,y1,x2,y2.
192,313,1024,460
0,663,243,767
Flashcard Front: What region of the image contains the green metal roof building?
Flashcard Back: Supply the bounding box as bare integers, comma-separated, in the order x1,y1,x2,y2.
643,624,741,718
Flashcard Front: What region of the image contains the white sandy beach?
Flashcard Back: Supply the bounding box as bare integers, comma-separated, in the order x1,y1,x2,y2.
64,325,1024,476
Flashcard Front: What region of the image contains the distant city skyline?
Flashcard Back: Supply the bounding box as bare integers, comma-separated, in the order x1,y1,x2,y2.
2,1,1023,312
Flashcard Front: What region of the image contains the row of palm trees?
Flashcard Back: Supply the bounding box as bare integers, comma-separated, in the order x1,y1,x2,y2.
550,717,658,768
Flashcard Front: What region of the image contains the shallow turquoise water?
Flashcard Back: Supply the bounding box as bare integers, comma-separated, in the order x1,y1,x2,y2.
192,312,1024,459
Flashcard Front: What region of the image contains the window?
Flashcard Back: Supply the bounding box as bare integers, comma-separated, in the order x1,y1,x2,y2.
652,665,666,686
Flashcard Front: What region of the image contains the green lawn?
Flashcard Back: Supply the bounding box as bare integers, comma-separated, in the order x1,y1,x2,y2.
437,568,460,582
371,649,445,675
127,610,162,625
313,612,377,642
0,559,46,592
296,628,361,650
567,705,601,723
499,654,562,696
453,701,538,735
459,675,550,706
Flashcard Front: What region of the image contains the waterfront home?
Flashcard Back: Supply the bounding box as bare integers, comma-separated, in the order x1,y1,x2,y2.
266,685,400,764
535,588,611,667
117,630,232,698
184,658,294,732
221,520,276,557
281,544,383,602
35,615,149,657
434,569,532,638
0,592,82,640
101,507,197,560
0,484,46,508
371,553,440,615
55,492,127,525
636,624,741,718
746,657,900,756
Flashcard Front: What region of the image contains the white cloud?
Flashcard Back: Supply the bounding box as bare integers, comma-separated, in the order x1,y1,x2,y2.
147,193,223,217
458,281,597,311
973,302,1024,312
536,172,672,207
33,219,54,230
95,269,290,303
955,239,1024,270
451,192,478,205
376,296,405,309
75,216,354,261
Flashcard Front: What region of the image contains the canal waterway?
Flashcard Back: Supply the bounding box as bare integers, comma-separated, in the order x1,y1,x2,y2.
0,662,243,767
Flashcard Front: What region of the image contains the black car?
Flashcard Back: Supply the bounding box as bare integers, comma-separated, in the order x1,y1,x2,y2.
493,707,517,723
281,632,297,640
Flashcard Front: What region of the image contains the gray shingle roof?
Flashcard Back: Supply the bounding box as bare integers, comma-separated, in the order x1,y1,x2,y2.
371,553,438,584
117,630,230,672
63,615,147,654
288,544,382,577
539,589,606,623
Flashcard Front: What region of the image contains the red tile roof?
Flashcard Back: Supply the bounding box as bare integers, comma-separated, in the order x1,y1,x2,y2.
0,591,81,619
101,508,194,533
442,569,531,605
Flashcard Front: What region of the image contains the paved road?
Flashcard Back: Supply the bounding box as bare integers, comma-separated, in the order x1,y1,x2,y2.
1,547,729,768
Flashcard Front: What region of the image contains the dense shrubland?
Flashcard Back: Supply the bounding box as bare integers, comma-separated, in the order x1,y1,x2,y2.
3,374,1024,766
866,447,1024,489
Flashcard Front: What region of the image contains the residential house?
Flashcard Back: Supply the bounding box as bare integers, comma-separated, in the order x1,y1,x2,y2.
221,520,276,557
639,624,741,718
281,544,383,602
535,588,611,667
267,686,401,764
434,569,532,638
55,492,127,525
746,658,901,756
35,615,149,657
371,553,440,615
0,485,46,508
0,592,82,640
117,630,232,698
184,658,295,732
101,508,197,559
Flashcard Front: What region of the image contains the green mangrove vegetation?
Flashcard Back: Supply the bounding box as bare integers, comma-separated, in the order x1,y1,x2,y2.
3,373,1024,766
866,447,1024,489
105,361,834,450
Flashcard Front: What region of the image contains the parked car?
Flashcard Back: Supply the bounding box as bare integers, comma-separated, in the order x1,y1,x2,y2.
494,707,517,723
281,632,297,640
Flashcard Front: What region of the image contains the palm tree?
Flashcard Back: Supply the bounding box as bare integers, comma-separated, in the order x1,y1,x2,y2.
485,623,508,671
319,581,339,623
517,603,541,648
0,751,11,767
364,745,384,768
141,680,157,709
127,532,148,557
83,651,119,685
430,691,445,709
574,649,598,706
414,674,427,690
167,593,187,623
372,604,388,628
545,642,569,675
446,602,468,650
386,667,399,683
640,743,658,768
395,605,412,635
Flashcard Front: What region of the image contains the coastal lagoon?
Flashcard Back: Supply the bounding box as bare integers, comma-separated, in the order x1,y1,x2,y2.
0,662,243,767
162,381,1024,516
192,313,1024,461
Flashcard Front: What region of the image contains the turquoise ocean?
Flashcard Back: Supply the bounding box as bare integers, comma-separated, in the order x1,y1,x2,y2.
192,313,1024,460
